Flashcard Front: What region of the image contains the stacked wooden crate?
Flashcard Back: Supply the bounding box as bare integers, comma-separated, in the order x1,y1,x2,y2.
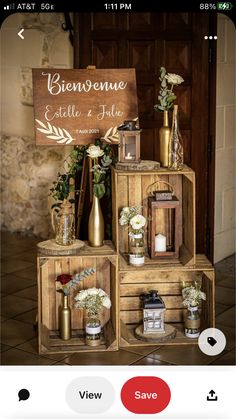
112,166,215,348
37,242,118,354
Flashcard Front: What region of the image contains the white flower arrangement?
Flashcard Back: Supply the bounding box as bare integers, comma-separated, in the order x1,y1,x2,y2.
182,281,206,308
74,287,111,317
119,206,146,234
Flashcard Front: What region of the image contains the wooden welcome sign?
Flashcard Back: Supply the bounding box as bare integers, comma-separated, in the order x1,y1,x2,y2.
32,68,138,145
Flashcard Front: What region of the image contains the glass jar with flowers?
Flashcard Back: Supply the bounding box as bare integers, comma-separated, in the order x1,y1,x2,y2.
119,206,146,266
182,281,206,338
154,67,184,168
74,287,111,346
56,268,95,340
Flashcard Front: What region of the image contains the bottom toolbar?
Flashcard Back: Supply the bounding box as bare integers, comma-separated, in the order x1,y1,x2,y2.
0,366,235,418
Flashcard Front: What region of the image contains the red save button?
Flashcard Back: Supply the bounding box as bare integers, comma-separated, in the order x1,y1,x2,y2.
121,376,171,414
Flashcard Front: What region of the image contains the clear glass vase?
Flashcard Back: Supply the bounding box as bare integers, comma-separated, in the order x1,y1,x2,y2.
129,233,145,266
184,306,200,338
85,316,101,346
168,104,184,170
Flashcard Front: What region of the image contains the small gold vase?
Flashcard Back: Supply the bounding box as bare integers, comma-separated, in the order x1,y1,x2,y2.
159,110,171,167
88,195,104,247
59,295,71,340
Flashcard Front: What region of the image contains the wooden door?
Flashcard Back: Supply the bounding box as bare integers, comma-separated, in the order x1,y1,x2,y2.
74,12,216,260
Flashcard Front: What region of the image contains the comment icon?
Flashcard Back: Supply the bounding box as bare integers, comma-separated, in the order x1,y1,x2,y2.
18,389,30,401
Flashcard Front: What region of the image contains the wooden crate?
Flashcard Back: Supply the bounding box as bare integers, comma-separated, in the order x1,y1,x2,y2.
37,242,118,354
112,165,196,266
119,255,215,347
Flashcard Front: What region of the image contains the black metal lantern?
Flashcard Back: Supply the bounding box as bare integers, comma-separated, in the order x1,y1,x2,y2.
140,290,165,333
118,120,141,163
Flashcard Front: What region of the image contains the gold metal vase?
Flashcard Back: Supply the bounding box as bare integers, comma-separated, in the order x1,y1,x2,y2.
88,195,104,247
159,110,171,167
59,295,71,340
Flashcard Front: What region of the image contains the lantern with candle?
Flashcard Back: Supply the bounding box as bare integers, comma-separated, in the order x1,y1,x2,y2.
117,120,141,164
140,290,166,333
147,180,181,259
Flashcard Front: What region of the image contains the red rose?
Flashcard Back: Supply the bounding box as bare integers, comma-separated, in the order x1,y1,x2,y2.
56,274,73,285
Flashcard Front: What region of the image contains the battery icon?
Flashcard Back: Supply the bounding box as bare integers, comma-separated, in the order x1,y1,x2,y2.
217,2,233,10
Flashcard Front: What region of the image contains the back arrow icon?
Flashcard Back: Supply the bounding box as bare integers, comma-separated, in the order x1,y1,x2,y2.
18,29,24,39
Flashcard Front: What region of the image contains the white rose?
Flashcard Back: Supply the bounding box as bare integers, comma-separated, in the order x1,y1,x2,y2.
75,289,88,301
87,287,98,296
98,288,106,297
165,73,184,85
87,145,104,159
130,214,146,230
102,296,111,309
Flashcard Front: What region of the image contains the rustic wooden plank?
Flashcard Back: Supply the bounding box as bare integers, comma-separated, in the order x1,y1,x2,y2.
182,174,196,265
120,309,185,324
120,295,184,310
120,270,199,284
120,282,182,296
117,175,129,253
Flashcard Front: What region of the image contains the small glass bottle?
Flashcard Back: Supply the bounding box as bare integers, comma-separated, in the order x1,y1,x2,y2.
168,104,184,170
184,306,201,338
129,232,145,266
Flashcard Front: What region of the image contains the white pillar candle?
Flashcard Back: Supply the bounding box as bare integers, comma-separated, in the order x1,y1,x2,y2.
125,152,133,160
155,233,166,252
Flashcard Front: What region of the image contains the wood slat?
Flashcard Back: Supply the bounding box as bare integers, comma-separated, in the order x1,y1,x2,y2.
120,295,183,310
120,309,185,324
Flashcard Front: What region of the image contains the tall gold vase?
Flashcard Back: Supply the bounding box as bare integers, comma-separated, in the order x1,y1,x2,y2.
159,110,171,167
88,195,104,247
59,295,71,340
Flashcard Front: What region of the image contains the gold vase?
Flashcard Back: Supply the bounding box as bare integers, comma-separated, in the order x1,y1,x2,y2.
88,195,104,247
159,110,171,167
59,295,71,340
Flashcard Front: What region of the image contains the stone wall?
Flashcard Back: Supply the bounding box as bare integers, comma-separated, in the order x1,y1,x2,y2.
214,14,236,262
0,13,73,238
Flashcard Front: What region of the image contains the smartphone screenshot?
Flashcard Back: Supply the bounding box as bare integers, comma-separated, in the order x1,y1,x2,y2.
0,0,235,417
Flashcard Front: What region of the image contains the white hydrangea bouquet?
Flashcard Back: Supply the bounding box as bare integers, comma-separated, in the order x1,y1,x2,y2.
119,206,146,234
74,287,111,317
182,281,206,308
154,66,184,112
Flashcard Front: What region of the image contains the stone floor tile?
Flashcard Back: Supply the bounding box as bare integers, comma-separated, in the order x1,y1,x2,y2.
13,285,37,301
131,357,173,366
0,316,7,322
1,258,34,274
214,325,235,351
0,343,12,353
146,345,219,365
1,295,37,318
13,251,37,263
210,349,235,365
1,348,56,365
14,266,37,280
216,286,235,306
215,303,229,316
216,277,235,289
120,345,161,356
16,338,71,362
63,349,143,366
14,309,38,325
1,274,36,294
216,306,235,328
1,319,36,346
